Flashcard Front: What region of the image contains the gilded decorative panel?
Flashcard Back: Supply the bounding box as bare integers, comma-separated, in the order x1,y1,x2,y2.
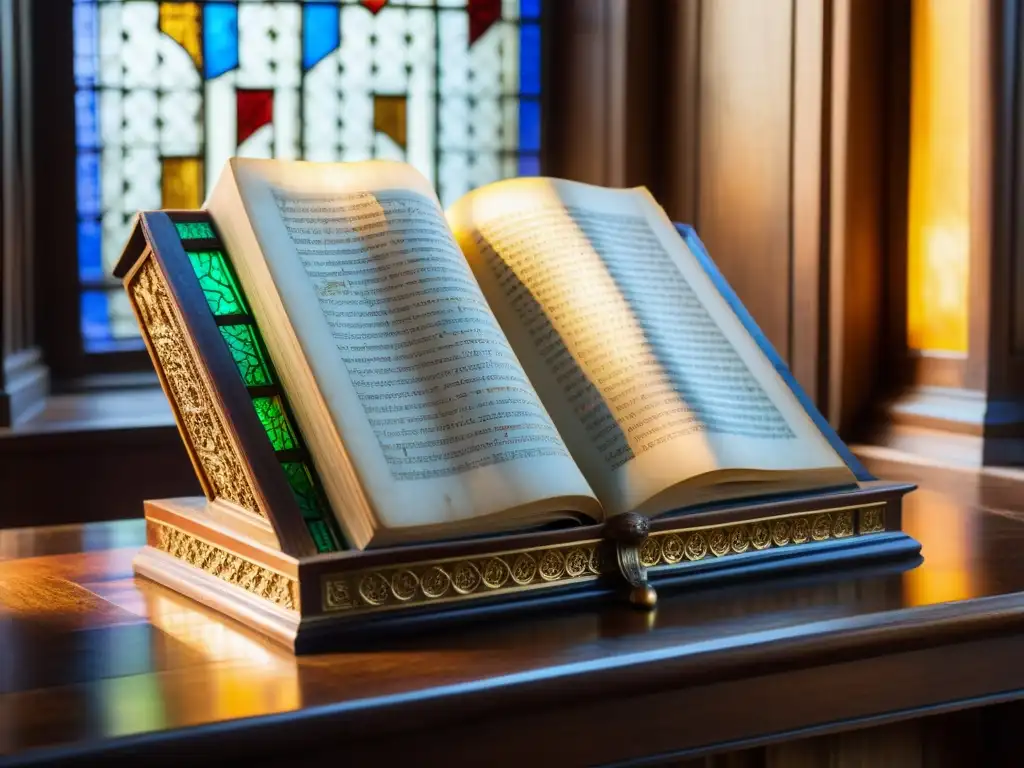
130,258,264,518
322,540,605,615
151,521,299,611
638,508,860,569
320,504,885,617
858,506,887,534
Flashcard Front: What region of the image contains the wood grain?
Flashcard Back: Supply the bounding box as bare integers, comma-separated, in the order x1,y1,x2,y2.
0,574,138,628
696,0,794,359
0,456,1022,765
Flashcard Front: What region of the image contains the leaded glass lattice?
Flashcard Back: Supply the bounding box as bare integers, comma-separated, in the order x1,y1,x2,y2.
253,396,298,451
219,324,273,387
281,462,323,520
76,0,542,351
176,220,216,240
188,251,249,315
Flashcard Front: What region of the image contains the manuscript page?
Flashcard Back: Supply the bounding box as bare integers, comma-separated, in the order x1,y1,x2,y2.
447,178,853,516
207,160,600,548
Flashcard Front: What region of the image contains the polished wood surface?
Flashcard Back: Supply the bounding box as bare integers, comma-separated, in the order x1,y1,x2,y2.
3,457,1024,766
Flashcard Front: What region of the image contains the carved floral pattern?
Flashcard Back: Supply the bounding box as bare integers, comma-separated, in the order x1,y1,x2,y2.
131,259,263,517
152,522,299,610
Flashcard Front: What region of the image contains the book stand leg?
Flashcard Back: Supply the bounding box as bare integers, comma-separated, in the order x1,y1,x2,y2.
608,513,659,609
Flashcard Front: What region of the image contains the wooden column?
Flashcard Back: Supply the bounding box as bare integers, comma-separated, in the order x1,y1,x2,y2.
660,0,837,411
0,0,47,427
545,0,657,188
655,0,903,437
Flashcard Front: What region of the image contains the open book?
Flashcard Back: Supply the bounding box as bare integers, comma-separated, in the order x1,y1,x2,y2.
206,159,855,550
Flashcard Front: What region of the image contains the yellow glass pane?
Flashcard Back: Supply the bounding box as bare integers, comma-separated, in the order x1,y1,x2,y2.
159,2,203,71
162,157,204,210
907,0,970,353
373,94,408,150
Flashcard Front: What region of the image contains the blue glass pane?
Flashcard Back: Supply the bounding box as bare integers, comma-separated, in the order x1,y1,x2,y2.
81,290,110,343
204,4,239,79
518,153,540,177
519,99,541,152
73,0,98,88
521,0,542,20
78,219,103,282
75,89,99,149
519,23,541,96
77,151,101,217
303,4,341,71
86,337,147,354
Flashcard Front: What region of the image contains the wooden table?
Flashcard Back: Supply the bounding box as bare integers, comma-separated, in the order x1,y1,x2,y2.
3,457,1024,767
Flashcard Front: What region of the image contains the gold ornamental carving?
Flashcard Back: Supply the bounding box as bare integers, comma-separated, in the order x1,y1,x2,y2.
624,504,889,571
860,507,886,533
130,259,263,518
792,517,810,544
358,573,390,606
750,522,772,550
511,553,538,585
421,566,452,598
482,558,510,588
811,513,832,541
565,548,589,577
731,526,751,553
322,541,604,614
661,534,684,563
771,519,792,547
833,510,855,538
708,528,730,557
538,550,566,581
639,538,662,567
685,532,708,560
152,522,298,610
390,570,419,601
452,562,482,594
319,503,891,617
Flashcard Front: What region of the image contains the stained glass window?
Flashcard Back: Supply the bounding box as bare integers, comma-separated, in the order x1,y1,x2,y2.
75,0,543,352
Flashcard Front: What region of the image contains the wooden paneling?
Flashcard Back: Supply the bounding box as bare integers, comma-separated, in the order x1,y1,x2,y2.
656,0,909,431
545,0,614,184
545,0,656,187
0,0,48,426
791,0,829,406
661,0,832,407
828,0,889,433
982,0,1024,406
694,0,795,361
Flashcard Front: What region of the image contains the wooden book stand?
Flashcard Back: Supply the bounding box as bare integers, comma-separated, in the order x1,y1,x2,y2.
114,211,921,653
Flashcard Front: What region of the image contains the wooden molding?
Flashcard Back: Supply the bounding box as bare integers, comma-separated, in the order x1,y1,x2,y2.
0,0,49,425
0,347,48,426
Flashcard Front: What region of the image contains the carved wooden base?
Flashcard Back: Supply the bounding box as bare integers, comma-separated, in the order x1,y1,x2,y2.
134,481,920,652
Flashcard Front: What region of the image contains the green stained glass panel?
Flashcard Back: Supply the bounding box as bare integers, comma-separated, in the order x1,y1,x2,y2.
219,324,273,387
253,396,297,452
307,520,336,554
188,251,247,315
175,221,216,240
282,462,321,519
